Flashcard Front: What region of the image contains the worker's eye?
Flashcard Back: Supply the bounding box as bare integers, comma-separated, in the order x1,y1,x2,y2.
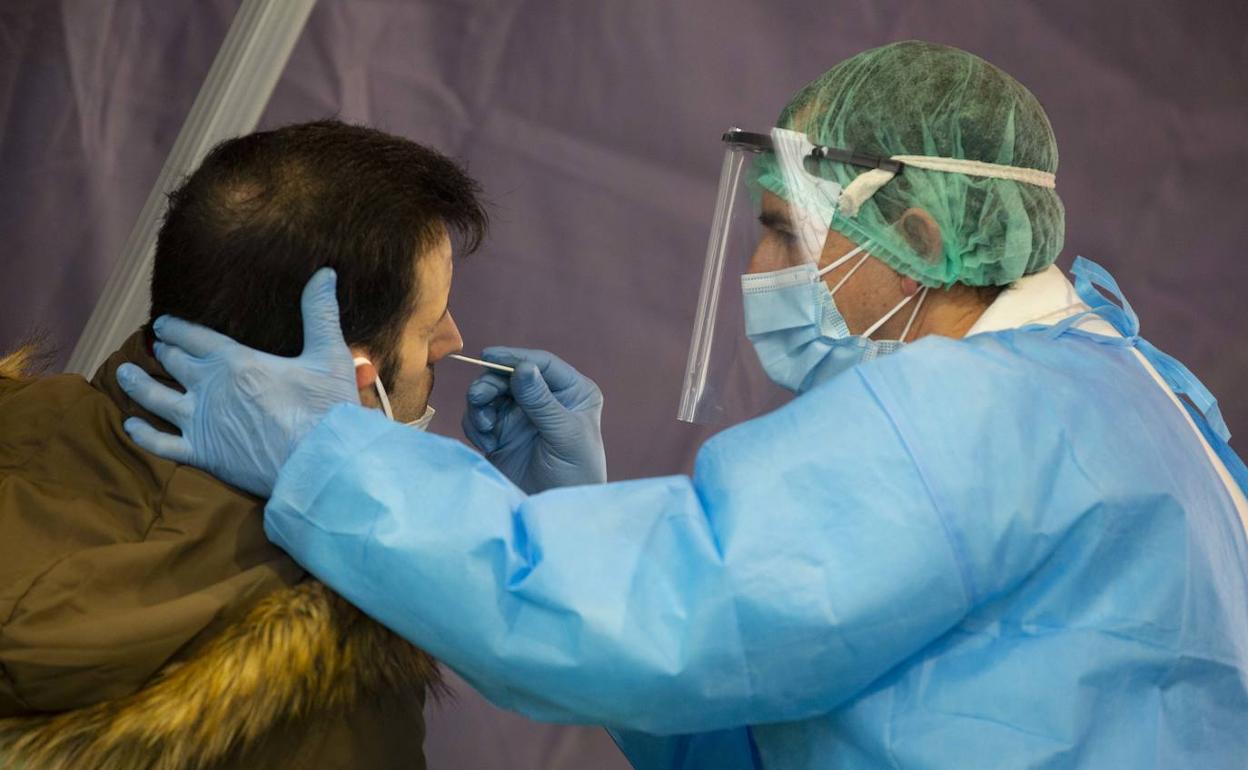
764,225,796,245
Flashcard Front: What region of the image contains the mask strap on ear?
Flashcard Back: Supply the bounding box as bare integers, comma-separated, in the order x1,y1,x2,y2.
863,287,924,339
353,356,394,420
816,240,872,278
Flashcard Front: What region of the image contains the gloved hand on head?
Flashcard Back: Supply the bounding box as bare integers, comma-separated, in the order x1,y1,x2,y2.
461,346,606,494
116,268,359,497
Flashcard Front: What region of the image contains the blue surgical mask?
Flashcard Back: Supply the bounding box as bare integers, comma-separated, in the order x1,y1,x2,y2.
741,244,928,393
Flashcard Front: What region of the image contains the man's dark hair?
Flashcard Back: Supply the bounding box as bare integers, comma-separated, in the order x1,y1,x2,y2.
150,120,487,388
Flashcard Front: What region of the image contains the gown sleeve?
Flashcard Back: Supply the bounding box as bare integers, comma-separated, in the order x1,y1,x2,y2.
265,334,1089,735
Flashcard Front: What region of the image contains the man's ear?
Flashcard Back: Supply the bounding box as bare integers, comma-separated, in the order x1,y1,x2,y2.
897,207,942,262
349,347,377,392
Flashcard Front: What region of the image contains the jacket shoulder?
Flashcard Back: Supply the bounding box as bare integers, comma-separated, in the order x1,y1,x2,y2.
0,581,438,769
0,373,302,717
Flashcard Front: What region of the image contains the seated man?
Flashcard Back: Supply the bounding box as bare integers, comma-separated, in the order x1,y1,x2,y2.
0,120,486,769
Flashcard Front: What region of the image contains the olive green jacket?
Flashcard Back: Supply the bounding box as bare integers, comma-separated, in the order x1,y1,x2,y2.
0,334,437,770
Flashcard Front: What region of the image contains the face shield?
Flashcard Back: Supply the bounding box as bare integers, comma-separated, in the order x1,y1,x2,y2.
677,128,905,425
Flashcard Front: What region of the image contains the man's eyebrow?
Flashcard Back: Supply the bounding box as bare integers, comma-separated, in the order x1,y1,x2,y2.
759,211,792,231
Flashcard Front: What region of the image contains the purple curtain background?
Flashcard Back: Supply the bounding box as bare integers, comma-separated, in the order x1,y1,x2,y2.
2,1,1245,767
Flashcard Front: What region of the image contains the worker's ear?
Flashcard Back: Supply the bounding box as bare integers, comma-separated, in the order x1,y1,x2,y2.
897,207,942,262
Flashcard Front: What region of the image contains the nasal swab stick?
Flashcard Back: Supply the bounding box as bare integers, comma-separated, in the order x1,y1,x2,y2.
448,354,516,374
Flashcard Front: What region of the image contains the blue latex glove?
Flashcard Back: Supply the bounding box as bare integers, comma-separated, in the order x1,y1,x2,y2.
115,268,359,497
461,346,606,493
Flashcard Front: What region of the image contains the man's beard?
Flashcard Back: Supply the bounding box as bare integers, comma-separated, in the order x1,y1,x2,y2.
386,365,435,423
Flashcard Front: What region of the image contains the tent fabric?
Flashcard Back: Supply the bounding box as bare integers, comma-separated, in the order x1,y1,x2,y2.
1,1,1246,768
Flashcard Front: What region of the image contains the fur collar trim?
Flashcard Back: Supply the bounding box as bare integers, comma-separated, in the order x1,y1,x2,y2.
0,581,439,769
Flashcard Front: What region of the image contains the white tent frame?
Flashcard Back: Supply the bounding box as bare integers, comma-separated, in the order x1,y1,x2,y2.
66,0,318,375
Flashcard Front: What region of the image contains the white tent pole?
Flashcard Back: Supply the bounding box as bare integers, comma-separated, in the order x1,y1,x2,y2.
66,0,318,375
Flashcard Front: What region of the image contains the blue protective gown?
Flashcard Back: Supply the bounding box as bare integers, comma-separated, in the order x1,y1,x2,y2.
265,261,1248,769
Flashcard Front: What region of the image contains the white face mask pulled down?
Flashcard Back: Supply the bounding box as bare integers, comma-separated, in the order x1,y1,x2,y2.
352,357,435,431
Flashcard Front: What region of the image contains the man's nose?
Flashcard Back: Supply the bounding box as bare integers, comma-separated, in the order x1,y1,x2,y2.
430,313,464,363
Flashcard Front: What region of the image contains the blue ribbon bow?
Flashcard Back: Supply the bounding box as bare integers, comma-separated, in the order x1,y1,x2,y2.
1070,256,1231,443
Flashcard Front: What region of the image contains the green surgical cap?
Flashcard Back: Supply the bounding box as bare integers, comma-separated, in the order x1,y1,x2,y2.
775,40,1065,287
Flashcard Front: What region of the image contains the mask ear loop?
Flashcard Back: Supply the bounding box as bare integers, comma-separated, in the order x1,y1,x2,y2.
373,377,395,421
816,241,872,279
353,356,394,420
862,286,929,339
825,250,874,295
898,287,929,342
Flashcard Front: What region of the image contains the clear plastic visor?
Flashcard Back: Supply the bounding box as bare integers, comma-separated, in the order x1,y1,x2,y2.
677,127,862,425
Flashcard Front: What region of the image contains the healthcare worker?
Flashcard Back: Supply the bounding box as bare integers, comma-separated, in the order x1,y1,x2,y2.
116,42,1248,768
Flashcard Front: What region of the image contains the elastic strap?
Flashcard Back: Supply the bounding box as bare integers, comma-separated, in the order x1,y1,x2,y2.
830,252,872,295
836,156,1056,219
898,287,929,342
817,241,872,277
893,155,1056,189
864,287,923,339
